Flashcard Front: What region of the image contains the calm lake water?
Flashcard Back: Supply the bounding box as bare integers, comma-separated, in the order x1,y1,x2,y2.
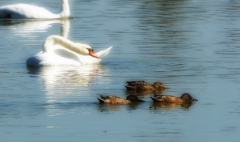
0,0,240,141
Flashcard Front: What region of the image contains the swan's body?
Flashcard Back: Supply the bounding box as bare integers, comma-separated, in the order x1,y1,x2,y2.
27,35,112,66
0,0,70,19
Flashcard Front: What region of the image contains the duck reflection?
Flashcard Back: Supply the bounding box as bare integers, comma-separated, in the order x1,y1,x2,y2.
0,19,70,38
126,102,143,111
150,102,195,110
97,102,143,112
97,103,124,112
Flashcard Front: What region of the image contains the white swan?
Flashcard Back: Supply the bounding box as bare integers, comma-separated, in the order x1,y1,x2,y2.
26,35,113,66
0,0,70,19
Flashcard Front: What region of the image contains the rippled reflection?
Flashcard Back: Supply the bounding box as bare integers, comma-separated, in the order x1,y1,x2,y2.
97,104,124,112
26,64,110,116
149,102,195,110
27,65,109,87
97,102,143,112
27,65,110,102
0,19,70,38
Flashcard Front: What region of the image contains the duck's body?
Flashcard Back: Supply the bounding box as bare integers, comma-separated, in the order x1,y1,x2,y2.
0,0,70,19
150,93,198,103
126,88,166,96
26,35,112,66
125,81,167,90
97,95,144,104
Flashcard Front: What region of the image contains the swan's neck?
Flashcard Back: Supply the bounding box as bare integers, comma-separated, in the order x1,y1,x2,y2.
58,0,70,18
43,35,90,55
60,20,70,38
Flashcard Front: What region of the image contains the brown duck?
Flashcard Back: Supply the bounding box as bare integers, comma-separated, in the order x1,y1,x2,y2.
125,81,168,90
150,93,198,103
97,95,144,104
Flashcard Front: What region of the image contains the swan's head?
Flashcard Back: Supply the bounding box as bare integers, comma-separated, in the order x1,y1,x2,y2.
87,48,99,58
76,43,99,58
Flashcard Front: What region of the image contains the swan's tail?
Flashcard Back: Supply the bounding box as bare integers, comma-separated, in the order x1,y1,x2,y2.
96,46,113,59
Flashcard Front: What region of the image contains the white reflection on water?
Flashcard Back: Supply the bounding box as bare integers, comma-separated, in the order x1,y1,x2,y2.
27,65,110,101
26,64,110,116
0,19,70,38
28,65,108,86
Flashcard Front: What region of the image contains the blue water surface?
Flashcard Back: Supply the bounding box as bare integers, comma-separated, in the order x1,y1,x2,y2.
0,0,240,141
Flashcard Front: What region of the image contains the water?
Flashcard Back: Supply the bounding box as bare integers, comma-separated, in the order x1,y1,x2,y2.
0,0,240,141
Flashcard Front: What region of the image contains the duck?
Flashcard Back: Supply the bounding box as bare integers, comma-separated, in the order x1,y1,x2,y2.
150,93,198,103
0,0,70,19
125,81,168,90
97,95,144,104
26,35,112,66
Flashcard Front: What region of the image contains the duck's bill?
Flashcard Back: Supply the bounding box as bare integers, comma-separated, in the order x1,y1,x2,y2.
191,97,198,101
163,86,169,89
89,49,99,58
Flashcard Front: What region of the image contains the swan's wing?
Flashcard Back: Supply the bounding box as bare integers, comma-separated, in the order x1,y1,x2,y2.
27,46,113,66
96,46,113,59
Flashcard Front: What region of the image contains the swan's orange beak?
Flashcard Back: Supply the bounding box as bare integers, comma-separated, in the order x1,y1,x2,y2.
89,49,99,58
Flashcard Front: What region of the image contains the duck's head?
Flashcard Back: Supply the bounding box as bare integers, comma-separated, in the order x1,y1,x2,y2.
153,82,168,89
126,95,144,102
181,93,198,101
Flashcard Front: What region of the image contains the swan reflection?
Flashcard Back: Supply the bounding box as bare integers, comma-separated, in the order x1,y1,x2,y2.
27,64,110,114
27,65,109,87
0,19,70,38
